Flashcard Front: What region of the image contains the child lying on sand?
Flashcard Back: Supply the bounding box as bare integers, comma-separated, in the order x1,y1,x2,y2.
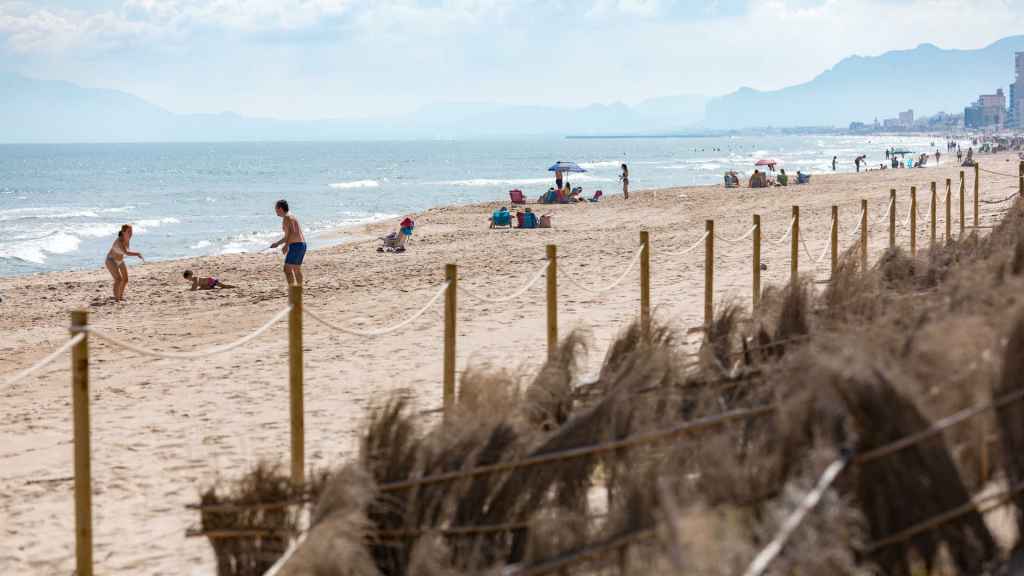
183,270,236,290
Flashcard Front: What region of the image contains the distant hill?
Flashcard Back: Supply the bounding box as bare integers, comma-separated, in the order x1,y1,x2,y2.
705,35,1024,129
0,70,705,142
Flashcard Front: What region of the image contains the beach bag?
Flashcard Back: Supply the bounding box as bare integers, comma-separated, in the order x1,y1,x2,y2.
539,214,552,229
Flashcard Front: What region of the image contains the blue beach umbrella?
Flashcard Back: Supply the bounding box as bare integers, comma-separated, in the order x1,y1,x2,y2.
548,161,587,173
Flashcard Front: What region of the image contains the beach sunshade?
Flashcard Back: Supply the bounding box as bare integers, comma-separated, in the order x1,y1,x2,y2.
548,161,587,173
754,159,778,167
892,149,913,155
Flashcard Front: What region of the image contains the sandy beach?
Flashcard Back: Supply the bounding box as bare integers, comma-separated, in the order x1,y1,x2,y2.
1,154,1022,574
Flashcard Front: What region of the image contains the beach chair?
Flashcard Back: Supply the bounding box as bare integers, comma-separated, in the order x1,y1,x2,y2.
724,172,740,188
377,232,405,253
588,190,604,202
796,172,811,184
509,189,526,205
490,209,512,229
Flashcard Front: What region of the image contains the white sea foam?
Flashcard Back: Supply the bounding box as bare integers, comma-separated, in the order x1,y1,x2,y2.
443,174,613,187
328,180,381,190
578,161,621,169
0,231,81,264
191,240,212,250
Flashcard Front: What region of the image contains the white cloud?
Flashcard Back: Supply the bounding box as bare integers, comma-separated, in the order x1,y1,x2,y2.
2,0,1023,119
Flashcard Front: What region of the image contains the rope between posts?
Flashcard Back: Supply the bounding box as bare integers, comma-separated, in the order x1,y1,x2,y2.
658,230,709,258
872,198,895,227
847,207,866,239
458,262,548,304
801,218,833,267
715,224,758,244
559,245,644,295
2,333,85,387
305,281,449,337
771,217,796,245
82,306,291,359
741,457,849,576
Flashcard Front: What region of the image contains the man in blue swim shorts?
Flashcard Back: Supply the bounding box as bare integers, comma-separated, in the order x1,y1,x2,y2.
270,199,307,287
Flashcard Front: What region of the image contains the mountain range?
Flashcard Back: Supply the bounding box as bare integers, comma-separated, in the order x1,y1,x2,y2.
706,35,1024,129
1,35,1022,143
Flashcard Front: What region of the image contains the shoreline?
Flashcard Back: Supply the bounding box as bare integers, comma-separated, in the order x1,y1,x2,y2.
1,153,1021,574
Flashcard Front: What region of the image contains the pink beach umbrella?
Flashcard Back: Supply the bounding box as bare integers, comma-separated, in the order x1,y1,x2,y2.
754,158,779,171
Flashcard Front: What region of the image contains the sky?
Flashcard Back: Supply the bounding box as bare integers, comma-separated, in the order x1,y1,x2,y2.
2,0,1024,120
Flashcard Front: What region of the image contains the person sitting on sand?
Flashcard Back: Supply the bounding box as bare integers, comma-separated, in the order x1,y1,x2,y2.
183,270,236,290
776,168,788,186
105,224,144,302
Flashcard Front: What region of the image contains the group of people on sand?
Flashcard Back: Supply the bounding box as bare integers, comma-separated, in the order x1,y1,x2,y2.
103,199,306,302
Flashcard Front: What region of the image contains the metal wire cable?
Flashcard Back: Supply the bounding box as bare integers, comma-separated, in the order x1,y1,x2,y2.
2,333,84,387
978,165,1023,179
742,457,849,576
458,262,548,304
559,245,644,295
81,306,291,360
305,281,449,337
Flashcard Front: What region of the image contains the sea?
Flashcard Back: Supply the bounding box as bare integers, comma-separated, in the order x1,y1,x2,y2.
0,134,949,277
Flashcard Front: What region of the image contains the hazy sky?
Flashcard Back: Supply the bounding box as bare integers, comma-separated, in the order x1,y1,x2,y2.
2,0,1023,119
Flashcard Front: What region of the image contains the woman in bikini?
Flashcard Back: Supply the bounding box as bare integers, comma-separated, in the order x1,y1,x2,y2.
105,224,144,301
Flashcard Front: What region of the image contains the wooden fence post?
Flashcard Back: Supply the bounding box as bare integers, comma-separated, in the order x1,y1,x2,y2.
288,285,305,484
546,245,557,359
860,199,868,271
910,187,917,257
945,179,952,243
889,190,896,249
704,220,713,327
959,170,966,237
444,264,457,416
753,215,761,310
1019,160,1023,198
930,181,937,247
791,206,799,285
974,163,980,229
639,231,650,333
71,310,93,576
831,205,839,275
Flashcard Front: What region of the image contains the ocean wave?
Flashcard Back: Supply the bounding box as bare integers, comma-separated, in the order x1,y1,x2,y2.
328,179,381,189
0,231,81,264
578,160,622,169
0,206,135,222
135,217,181,232
443,174,613,187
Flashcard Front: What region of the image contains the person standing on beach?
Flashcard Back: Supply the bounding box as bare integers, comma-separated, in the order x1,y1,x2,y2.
832,156,837,171
105,224,144,302
270,200,306,287
620,163,630,199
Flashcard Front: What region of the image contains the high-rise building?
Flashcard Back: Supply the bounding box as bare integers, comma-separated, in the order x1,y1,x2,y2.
1010,52,1024,128
898,109,914,126
964,89,1006,129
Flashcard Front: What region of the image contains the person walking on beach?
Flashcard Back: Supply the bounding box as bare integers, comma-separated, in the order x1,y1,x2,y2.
935,150,940,165
270,200,306,287
832,156,837,171
620,163,630,199
105,224,144,302
854,156,862,173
